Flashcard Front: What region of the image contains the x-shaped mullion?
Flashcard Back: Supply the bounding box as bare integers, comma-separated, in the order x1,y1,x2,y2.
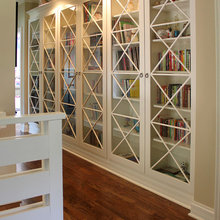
44,47,55,70
83,37,103,72
30,75,40,97
112,114,139,163
30,50,40,71
30,22,40,46
83,74,103,111
61,10,76,40
60,73,76,105
151,75,191,129
112,0,139,32
83,109,103,148
151,0,189,27
112,74,139,118
61,43,76,70
43,100,55,112
83,1,103,35
151,123,190,183
112,30,139,72
44,15,55,42
60,104,76,138
151,22,191,74
43,73,55,101
83,74,102,107
30,97,39,114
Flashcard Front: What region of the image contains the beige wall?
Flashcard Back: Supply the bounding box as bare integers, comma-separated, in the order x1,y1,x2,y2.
194,0,216,208
0,0,16,115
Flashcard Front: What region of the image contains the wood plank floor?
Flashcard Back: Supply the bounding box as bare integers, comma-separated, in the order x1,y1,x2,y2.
63,150,194,220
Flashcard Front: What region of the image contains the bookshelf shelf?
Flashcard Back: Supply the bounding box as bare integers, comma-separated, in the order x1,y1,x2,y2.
152,0,189,12
113,126,140,137
113,96,139,102
113,10,139,19
153,104,191,113
153,137,190,151
152,36,191,43
83,19,103,25
113,42,139,48
151,20,189,28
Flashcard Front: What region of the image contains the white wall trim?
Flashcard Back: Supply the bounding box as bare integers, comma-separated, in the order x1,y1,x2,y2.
189,201,215,220
215,0,220,219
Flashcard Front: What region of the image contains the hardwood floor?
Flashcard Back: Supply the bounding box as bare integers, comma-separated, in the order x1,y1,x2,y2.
63,150,194,220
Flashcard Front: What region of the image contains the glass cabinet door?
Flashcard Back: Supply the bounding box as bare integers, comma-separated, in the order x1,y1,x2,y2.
150,0,191,183
29,19,40,114
43,13,56,112
82,0,104,149
60,5,77,138
111,0,142,164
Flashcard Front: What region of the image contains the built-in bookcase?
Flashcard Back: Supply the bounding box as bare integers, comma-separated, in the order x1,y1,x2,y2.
149,0,192,183
28,0,195,205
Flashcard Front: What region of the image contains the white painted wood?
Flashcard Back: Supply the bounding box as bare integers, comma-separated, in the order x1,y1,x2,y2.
47,120,63,220
0,206,50,220
0,112,65,125
0,113,64,220
0,170,50,206
190,201,215,220
0,135,49,167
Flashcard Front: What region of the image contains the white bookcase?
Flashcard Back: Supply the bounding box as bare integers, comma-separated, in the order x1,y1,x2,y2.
28,0,195,206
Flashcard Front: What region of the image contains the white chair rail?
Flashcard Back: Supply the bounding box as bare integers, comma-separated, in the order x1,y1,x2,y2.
0,113,65,220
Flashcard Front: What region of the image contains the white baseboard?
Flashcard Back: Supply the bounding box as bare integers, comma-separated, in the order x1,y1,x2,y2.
189,201,215,220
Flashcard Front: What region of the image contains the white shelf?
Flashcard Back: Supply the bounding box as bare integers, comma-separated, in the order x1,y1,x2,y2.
152,0,189,12
152,71,190,76
153,104,191,113
152,36,191,43
113,70,139,75
113,126,139,137
84,19,103,25
113,10,139,19
113,42,139,47
153,137,190,151
151,20,189,28
113,96,139,102
84,92,103,97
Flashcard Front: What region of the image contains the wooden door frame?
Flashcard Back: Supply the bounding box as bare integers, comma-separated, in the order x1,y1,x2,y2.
215,0,220,219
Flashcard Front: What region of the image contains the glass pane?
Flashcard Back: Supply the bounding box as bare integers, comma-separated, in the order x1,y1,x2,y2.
111,0,140,164
82,0,104,148
43,13,56,113
29,19,40,114
150,0,191,182
60,5,77,139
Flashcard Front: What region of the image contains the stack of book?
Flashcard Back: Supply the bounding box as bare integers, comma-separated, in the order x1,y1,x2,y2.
158,49,191,71
84,2,102,23
120,79,139,98
113,20,139,44
91,80,102,94
65,31,75,46
156,84,191,108
159,117,191,145
116,47,139,70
